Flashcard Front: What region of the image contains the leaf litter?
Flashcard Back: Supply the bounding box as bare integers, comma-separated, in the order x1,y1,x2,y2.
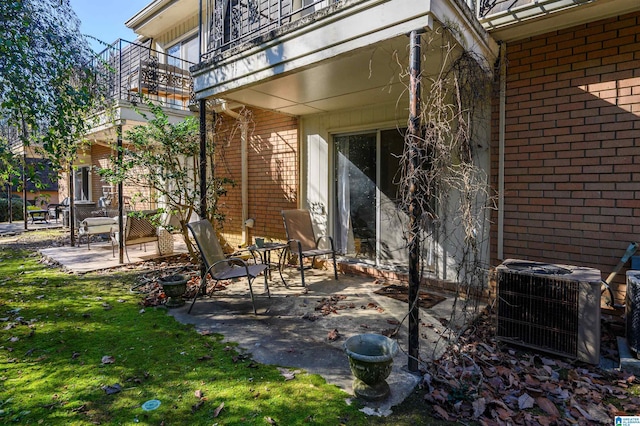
421,308,638,425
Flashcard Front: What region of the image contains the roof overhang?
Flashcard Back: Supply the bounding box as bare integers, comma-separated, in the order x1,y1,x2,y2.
126,0,199,39
480,0,640,42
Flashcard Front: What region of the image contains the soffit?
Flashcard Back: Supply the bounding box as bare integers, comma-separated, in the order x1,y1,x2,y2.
126,0,199,39
219,32,462,116
482,0,639,42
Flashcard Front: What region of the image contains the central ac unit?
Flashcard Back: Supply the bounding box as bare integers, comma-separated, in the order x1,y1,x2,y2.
496,259,601,364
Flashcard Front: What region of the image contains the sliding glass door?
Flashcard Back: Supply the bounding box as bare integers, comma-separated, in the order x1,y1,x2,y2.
334,129,408,268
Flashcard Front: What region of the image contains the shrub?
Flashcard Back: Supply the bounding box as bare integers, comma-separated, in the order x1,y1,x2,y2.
0,198,25,222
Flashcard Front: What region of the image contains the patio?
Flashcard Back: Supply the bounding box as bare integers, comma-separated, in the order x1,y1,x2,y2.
27,226,469,413
38,232,188,273
166,267,467,414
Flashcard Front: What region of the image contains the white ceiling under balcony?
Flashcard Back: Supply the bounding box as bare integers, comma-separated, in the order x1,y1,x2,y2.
193,0,499,116
218,35,451,116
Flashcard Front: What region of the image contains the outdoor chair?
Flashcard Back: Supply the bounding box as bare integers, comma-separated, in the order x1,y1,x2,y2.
187,219,269,315
281,209,338,287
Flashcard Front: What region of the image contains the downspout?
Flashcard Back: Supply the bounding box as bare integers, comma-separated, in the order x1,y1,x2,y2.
498,42,506,260
219,102,250,246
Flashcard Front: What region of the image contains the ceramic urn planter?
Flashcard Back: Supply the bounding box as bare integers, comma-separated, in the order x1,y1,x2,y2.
343,333,398,401
159,274,187,308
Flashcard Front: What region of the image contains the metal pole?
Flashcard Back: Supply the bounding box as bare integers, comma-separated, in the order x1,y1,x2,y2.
69,165,75,246
407,30,422,373
22,154,27,229
117,125,124,264
199,99,207,219
7,184,12,223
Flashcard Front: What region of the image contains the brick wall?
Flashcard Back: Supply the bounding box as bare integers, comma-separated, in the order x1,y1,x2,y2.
90,144,155,210
215,108,298,248
491,12,640,302
91,144,112,201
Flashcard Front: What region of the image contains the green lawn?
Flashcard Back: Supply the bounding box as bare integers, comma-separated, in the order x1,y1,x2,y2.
0,243,369,425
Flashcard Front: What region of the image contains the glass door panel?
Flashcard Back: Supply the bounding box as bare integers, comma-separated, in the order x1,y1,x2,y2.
335,133,377,260
378,129,407,268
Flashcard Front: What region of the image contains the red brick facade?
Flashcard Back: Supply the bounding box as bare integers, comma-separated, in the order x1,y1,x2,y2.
214,108,299,248
491,12,640,301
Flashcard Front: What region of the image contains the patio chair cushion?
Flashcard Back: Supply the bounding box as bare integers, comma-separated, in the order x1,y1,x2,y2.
79,217,118,235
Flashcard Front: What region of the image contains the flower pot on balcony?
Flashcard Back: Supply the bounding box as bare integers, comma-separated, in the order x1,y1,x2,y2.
159,274,187,308
343,333,398,401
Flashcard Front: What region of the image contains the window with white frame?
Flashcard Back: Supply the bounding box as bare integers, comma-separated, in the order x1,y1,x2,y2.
73,166,91,201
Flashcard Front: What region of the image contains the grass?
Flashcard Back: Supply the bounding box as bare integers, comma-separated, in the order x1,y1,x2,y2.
0,239,369,425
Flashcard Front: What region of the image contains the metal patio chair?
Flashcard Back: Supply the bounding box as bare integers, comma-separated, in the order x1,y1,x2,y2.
281,209,338,287
187,219,269,314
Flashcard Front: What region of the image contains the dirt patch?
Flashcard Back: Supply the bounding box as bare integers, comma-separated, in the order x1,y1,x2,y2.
374,284,446,309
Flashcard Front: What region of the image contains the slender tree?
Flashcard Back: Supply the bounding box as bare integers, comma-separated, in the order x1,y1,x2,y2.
98,101,234,260
0,0,99,227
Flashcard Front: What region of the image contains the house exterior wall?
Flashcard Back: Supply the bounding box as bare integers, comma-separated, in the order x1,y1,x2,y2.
215,108,299,248
492,11,640,302
303,100,492,283
302,103,403,238
91,144,113,201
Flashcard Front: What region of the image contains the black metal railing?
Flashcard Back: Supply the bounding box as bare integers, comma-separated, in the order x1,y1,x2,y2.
201,0,339,61
91,39,195,111
200,0,480,62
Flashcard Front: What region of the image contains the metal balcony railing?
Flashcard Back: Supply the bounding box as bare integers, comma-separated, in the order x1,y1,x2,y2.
200,0,479,62
91,39,195,111
201,0,339,61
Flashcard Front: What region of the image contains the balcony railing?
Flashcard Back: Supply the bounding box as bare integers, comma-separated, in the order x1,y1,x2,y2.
91,39,195,111
200,0,480,62
201,0,339,61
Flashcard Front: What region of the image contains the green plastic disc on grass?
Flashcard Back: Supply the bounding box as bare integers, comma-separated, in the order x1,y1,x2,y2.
141,399,161,411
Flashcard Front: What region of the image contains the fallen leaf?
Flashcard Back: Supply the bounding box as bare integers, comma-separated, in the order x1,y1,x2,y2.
191,400,204,413
194,390,204,399
496,406,512,420
213,402,224,417
278,368,295,381
432,405,450,421
472,397,486,418
101,355,115,364
518,393,535,410
101,383,121,395
327,329,340,341
536,397,560,417
265,416,277,424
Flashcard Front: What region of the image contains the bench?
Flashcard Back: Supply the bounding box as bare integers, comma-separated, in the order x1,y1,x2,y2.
111,210,160,261
78,216,118,249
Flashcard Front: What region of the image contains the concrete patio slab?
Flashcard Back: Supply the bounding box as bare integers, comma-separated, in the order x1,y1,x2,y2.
167,267,474,415
11,226,477,416
39,234,189,273
0,220,64,236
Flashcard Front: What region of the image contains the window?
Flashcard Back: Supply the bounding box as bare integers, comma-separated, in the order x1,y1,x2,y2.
167,35,198,69
73,166,90,201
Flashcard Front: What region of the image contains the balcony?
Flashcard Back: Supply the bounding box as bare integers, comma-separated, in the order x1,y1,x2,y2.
477,0,639,41
194,0,493,114
91,39,195,112
201,0,478,62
